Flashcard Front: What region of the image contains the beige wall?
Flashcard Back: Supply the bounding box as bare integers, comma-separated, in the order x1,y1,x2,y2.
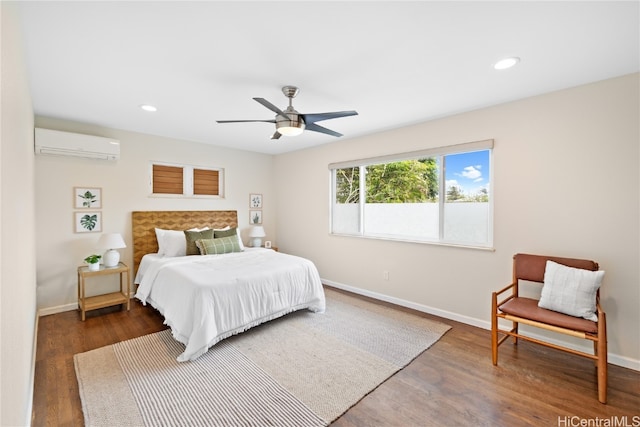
35,117,275,312
274,73,640,369
1,3,37,426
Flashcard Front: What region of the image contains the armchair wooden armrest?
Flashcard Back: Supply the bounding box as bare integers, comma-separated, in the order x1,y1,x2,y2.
493,282,517,307
494,282,516,297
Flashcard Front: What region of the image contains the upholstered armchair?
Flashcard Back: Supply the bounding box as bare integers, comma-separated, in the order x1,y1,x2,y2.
491,253,607,403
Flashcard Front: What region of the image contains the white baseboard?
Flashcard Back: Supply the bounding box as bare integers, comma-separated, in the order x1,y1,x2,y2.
38,302,78,317
322,279,640,372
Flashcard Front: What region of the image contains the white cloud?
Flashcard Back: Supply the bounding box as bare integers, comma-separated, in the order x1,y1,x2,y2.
461,166,482,180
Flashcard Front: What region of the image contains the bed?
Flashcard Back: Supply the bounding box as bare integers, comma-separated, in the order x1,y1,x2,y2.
131,210,326,362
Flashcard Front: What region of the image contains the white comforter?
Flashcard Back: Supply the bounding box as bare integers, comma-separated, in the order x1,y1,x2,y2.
135,248,325,362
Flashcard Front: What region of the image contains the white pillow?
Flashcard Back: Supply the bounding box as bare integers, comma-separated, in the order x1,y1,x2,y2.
154,228,168,255
155,227,207,257
236,228,245,251
538,260,605,322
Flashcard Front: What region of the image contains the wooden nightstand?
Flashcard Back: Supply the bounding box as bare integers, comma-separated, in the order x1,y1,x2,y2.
77,262,130,321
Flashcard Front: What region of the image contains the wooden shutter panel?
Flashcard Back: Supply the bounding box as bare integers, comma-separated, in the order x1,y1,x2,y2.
193,168,219,195
153,164,183,194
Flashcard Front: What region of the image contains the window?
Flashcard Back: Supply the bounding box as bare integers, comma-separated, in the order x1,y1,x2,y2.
152,164,183,194
330,139,493,248
193,168,220,196
151,163,224,198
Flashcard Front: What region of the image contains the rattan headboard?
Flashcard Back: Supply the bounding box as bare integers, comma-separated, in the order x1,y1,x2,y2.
131,210,238,273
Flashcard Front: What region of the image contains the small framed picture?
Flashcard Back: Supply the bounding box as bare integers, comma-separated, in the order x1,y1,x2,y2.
264,241,272,249
74,212,102,233
249,210,262,224
250,193,263,208
74,187,102,209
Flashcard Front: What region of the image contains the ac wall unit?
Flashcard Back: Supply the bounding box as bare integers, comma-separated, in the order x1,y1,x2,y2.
35,128,120,161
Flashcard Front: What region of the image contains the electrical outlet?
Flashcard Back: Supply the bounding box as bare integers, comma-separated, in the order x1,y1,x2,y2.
383,270,389,281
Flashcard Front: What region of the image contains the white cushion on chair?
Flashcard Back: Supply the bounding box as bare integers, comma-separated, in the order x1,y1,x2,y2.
539,260,605,322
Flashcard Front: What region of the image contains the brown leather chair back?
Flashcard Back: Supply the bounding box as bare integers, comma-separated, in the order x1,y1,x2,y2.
513,253,599,284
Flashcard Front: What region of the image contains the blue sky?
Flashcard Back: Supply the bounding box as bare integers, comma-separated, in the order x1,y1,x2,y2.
444,150,490,196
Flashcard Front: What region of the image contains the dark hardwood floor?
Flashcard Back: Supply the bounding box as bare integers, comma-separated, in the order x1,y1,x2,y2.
33,287,639,426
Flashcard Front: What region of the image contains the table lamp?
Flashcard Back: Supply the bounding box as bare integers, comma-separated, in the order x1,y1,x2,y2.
98,233,126,267
249,226,266,247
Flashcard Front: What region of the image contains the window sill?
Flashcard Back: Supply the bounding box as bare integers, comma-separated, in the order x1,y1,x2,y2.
330,232,495,252
149,194,224,199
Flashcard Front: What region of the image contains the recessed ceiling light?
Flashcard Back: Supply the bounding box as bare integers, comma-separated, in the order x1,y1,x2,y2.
140,104,158,112
494,57,520,70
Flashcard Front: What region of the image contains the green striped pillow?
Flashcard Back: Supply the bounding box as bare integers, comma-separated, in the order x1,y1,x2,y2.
196,236,242,255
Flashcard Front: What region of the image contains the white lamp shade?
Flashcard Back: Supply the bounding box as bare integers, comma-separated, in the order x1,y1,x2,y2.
248,226,266,238
249,226,266,248
98,233,126,249
98,233,126,267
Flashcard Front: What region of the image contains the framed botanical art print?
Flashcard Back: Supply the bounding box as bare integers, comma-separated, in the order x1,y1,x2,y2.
74,187,102,209
250,193,262,209
74,212,102,233
249,210,262,224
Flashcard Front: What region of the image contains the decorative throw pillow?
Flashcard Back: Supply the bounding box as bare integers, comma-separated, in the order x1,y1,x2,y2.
184,229,215,255
214,227,245,250
196,236,242,255
213,227,236,238
538,260,605,322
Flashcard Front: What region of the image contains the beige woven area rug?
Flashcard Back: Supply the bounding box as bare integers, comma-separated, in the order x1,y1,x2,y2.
74,288,451,427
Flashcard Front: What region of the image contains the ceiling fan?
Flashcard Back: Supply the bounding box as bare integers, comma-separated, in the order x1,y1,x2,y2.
216,86,358,140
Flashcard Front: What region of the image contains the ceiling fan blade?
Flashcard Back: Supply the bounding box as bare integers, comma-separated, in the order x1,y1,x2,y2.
305,122,343,137
301,111,358,124
253,98,291,119
271,131,282,140
216,119,276,123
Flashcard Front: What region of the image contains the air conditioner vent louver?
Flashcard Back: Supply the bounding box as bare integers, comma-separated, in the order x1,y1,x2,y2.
35,128,120,161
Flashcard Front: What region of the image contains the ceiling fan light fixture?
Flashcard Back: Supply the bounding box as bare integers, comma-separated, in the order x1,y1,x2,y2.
275,115,305,136
278,124,305,136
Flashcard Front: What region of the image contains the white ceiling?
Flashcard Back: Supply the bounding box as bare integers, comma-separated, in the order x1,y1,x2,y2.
15,1,639,155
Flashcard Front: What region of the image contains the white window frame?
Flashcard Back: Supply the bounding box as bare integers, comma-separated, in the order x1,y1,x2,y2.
329,139,494,250
149,161,225,199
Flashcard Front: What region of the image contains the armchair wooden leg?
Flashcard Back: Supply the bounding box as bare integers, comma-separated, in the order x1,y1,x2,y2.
491,293,498,365
597,313,607,404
